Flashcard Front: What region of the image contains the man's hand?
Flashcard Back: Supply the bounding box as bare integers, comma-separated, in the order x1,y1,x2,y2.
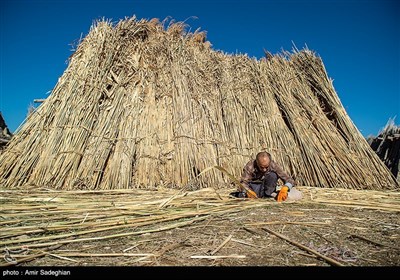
246,189,258,199
277,186,289,202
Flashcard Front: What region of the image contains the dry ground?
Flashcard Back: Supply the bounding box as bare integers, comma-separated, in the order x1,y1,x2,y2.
0,186,399,268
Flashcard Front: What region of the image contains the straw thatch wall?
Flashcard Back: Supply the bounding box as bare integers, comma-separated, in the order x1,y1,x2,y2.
0,17,397,190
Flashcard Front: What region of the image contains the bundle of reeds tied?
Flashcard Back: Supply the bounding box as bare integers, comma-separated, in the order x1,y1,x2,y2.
0,17,397,190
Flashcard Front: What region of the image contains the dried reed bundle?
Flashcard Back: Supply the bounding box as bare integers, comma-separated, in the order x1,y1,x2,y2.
0,17,397,190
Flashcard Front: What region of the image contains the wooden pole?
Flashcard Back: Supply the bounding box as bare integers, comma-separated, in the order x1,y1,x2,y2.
261,227,345,266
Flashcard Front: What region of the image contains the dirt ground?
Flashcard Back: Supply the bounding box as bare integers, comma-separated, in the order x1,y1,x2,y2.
24,205,399,267
1,186,399,268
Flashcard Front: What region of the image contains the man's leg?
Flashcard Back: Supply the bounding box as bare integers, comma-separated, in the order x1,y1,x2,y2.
249,182,265,198
263,172,278,197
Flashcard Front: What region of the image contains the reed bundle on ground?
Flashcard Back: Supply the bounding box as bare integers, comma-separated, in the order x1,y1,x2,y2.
0,17,397,190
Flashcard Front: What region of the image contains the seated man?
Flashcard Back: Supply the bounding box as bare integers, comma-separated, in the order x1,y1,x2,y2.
234,151,302,202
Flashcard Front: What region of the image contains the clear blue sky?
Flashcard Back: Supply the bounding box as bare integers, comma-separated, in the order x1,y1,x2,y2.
1,0,399,137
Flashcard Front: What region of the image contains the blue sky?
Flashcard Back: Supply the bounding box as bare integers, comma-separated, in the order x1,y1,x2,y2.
0,0,399,137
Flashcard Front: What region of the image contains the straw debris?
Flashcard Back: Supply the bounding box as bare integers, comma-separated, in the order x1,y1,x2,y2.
1,187,399,266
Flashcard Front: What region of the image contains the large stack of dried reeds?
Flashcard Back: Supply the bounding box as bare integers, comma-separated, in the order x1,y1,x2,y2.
367,119,400,179
0,17,397,190
0,112,12,149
